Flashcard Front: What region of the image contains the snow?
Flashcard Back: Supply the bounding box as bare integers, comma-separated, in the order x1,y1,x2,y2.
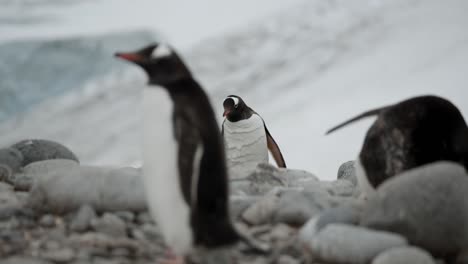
1,0,467,180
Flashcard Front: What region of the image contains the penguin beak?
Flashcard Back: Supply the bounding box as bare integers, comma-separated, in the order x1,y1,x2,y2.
115,52,144,63
223,110,230,117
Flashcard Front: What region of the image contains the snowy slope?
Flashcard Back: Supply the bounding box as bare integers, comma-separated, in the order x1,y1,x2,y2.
1,0,467,179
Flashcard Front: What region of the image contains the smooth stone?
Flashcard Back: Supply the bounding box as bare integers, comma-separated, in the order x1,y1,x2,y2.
315,204,361,231
141,223,161,241
270,224,295,241
39,214,56,228
41,248,75,263
0,148,23,182
319,179,356,197
27,165,146,213
273,190,325,226
136,211,153,224
373,247,436,264
242,189,280,225
11,139,79,167
69,205,97,232
114,211,135,222
309,224,407,264
0,257,53,264
230,195,258,220
361,162,468,256
232,163,318,196
277,255,300,264
91,213,127,237
337,160,357,186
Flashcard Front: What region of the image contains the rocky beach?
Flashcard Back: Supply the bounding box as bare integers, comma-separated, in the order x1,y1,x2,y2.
1,140,468,264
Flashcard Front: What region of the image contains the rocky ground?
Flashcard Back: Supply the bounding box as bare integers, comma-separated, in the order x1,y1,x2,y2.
1,140,468,264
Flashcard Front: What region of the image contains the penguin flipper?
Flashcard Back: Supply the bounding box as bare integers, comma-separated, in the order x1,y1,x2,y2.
326,106,388,135
264,124,287,168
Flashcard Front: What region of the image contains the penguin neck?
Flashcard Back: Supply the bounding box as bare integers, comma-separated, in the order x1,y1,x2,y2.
150,77,201,96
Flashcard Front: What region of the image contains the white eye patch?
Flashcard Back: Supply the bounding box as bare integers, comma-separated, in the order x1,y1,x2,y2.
152,44,172,58
227,96,239,106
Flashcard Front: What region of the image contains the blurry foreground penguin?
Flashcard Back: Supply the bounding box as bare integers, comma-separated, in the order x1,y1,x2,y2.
327,95,468,195
222,95,286,179
115,44,266,263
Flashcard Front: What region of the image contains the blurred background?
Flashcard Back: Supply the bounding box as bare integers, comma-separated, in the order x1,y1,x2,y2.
0,0,466,180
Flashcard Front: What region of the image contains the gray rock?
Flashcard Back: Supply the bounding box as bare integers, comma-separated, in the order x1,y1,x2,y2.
41,248,75,263
230,195,258,220
114,211,135,222
39,214,56,228
319,179,356,197
361,162,468,256
141,223,161,241
0,257,52,264
270,224,295,242
231,163,318,196
372,247,436,264
0,148,23,183
91,213,127,237
0,187,20,210
136,211,153,224
28,164,146,213
11,139,79,167
316,204,361,231
277,255,300,264
242,189,280,225
337,160,357,186
11,173,34,191
308,224,407,264
70,205,97,232
0,182,13,192
273,190,325,226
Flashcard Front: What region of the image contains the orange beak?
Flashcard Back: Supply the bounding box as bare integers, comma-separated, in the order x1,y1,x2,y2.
115,52,144,62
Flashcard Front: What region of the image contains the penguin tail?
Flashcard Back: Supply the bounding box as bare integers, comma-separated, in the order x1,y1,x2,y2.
326,107,387,135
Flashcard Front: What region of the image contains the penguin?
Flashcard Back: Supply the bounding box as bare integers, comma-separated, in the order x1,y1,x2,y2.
222,95,286,179
326,95,468,194
115,43,240,263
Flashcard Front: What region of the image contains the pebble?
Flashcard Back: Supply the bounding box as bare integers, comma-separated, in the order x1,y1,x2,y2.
0,148,24,183
372,247,436,264
270,224,295,242
91,213,127,237
0,257,53,264
337,160,357,186
230,195,258,220
141,223,161,241
41,248,75,263
114,211,135,222
315,204,361,232
136,212,153,224
70,205,97,232
308,224,407,264
361,162,468,256
39,214,56,228
273,190,324,226
277,255,300,264
11,139,79,167
242,189,280,225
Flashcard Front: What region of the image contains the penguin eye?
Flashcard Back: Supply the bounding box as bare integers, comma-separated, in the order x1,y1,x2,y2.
234,104,238,108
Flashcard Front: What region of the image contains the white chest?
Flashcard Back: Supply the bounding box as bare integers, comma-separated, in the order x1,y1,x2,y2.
223,114,268,179
142,88,193,255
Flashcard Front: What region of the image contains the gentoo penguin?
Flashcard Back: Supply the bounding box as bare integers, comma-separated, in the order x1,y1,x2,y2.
327,95,468,194
222,95,286,179
115,43,239,263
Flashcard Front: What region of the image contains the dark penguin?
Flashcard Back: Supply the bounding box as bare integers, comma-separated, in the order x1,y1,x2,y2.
327,95,468,193
222,95,286,179
115,43,239,262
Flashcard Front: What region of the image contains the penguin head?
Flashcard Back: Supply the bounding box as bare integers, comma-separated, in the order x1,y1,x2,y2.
115,43,191,86
223,95,249,122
